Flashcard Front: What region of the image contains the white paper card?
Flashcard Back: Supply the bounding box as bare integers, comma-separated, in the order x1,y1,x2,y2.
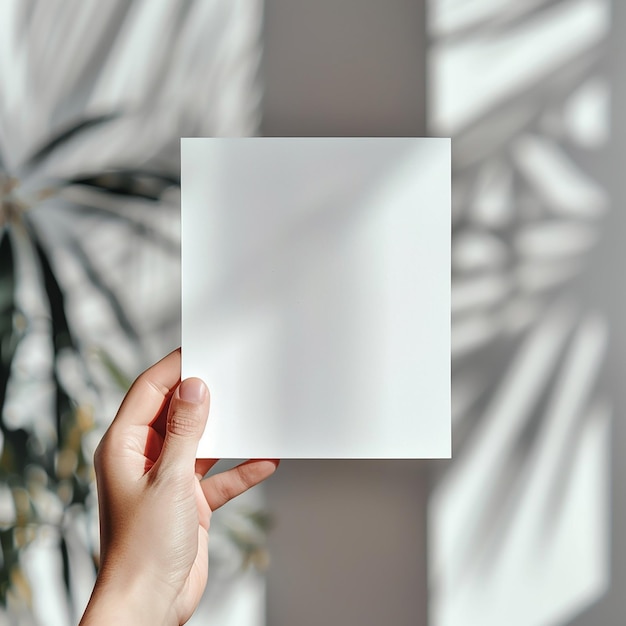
182,138,450,458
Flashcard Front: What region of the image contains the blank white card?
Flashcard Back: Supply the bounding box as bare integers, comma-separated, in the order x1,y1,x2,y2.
182,138,450,458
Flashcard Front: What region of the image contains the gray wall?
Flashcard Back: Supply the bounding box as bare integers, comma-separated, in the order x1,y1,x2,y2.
569,1,626,623
261,2,430,625
261,0,426,138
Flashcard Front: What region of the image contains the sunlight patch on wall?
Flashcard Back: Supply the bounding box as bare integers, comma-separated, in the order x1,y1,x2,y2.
428,0,612,624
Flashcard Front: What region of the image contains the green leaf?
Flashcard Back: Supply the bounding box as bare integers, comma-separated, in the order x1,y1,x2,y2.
0,228,16,365
59,534,71,606
30,234,74,354
0,528,16,606
0,229,28,479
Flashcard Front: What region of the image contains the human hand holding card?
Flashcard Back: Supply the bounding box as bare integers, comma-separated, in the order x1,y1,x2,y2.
182,138,450,458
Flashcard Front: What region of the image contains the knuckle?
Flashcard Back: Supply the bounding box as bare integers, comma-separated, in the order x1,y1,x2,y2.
93,435,109,471
235,465,253,490
213,477,230,500
168,406,202,437
93,430,120,472
215,476,237,505
93,442,103,471
134,370,171,398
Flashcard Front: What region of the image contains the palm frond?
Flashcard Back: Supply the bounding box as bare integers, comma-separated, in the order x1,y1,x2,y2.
20,113,122,175
0,229,29,478
69,170,179,202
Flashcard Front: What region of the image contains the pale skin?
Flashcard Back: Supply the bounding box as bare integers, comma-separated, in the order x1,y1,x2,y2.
80,349,279,626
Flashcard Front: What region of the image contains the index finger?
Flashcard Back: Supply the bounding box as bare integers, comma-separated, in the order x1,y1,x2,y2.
112,348,181,427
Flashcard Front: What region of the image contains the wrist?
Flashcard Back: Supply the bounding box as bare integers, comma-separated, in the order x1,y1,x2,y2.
80,564,179,626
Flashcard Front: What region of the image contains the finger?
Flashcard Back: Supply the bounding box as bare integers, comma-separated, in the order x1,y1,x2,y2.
155,377,210,474
113,348,181,428
195,458,219,478
144,428,165,471
201,459,279,511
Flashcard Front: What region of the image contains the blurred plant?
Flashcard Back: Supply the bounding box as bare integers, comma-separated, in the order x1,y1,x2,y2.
1,161,272,614
0,117,182,612
0,1,264,622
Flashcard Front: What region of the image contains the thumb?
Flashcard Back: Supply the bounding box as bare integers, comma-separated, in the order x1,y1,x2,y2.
159,377,210,473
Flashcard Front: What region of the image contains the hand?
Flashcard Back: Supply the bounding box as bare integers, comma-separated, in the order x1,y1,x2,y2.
80,349,279,625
